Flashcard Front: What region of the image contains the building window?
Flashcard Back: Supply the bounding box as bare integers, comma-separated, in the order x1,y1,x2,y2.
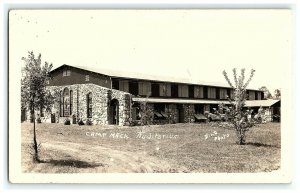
70,90,73,115
219,88,227,99
159,83,171,97
119,80,129,92
257,92,262,100
63,88,70,117
87,92,92,118
178,85,188,98
138,81,151,96
85,75,90,81
60,91,63,117
194,86,204,98
63,70,71,76
207,87,216,99
248,91,256,100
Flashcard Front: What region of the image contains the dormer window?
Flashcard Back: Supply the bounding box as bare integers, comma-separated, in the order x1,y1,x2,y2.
63,70,71,76
85,75,90,81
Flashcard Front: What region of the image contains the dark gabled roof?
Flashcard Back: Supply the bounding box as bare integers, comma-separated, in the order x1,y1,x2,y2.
50,64,111,77
51,64,261,91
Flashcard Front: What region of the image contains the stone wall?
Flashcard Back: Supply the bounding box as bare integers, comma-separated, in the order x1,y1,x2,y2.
111,89,131,126
77,84,108,125
44,84,130,126
263,107,273,122
183,104,195,123
167,104,179,124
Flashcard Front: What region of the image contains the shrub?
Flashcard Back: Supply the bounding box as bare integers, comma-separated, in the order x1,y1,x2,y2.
78,119,85,126
86,119,93,126
36,117,41,124
64,118,71,125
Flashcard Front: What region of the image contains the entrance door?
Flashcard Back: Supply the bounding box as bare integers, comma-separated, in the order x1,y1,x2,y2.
51,113,56,123
177,104,184,123
109,99,119,125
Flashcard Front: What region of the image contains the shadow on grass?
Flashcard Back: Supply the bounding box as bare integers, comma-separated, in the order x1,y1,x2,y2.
245,142,280,148
39,159,104,168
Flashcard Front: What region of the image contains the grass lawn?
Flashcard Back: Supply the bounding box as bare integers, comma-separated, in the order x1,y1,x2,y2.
21,122,280,173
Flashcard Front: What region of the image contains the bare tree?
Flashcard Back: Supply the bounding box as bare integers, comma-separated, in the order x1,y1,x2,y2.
222,68,255,145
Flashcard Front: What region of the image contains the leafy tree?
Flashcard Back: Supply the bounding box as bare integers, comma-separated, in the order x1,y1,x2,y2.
222,68,256,145
274,89,281,100
259,86,272,99
21,51,54,162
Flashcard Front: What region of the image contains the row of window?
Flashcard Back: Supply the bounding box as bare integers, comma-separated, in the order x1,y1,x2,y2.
60,70,261,100
113,80,262,100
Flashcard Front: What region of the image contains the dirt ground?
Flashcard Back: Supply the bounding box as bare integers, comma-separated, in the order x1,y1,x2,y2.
21,122,281,173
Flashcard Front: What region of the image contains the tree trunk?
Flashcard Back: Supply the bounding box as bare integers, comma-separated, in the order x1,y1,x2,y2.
30,108,34,123
32,101,39,162
238,128,246,145
239,136,245,145
236,126,246,145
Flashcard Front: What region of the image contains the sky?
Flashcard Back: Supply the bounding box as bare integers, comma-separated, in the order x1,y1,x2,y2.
9,9,292,92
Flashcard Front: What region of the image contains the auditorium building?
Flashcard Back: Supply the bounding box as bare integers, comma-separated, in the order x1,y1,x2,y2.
31,64,272,126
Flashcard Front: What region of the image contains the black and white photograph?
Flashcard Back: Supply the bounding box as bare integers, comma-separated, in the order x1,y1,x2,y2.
8,9,293,183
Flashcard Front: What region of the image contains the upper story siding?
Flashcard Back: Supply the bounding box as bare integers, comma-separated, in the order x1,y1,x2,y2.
48,65,111,88
49,64,264,101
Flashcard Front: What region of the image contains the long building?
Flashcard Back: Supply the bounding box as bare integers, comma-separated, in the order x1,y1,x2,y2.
27,64,268,126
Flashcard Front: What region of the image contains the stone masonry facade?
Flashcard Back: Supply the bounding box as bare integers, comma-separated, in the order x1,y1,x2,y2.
34,83,132,126
25,82,215,126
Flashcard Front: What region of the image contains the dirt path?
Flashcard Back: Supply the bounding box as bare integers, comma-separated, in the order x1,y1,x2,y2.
24,141,186,173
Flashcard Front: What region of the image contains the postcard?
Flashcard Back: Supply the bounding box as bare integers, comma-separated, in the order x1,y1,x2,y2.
9,9,293,183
